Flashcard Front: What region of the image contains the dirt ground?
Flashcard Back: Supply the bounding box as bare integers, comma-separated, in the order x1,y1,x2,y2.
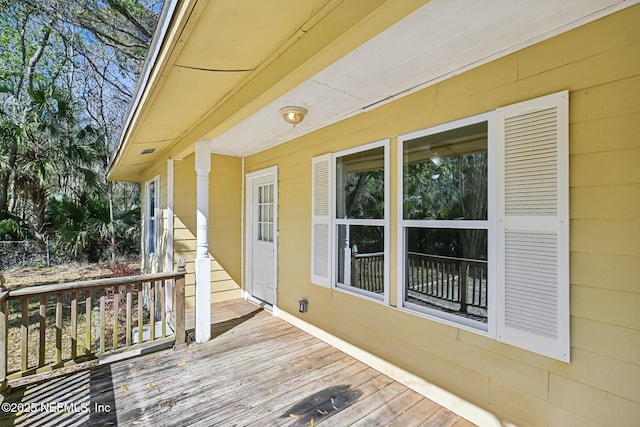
2,261,140,290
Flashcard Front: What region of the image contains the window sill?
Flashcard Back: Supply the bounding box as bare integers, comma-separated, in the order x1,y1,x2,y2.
333,283,386,305
399,301,492,337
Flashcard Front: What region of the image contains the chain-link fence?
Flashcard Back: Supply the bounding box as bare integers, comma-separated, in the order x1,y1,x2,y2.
0,241,73,270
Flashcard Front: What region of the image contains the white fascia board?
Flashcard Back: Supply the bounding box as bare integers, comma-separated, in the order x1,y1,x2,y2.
108,0,180,175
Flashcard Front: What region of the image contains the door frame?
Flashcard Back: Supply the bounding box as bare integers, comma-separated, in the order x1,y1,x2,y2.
245,166,278,308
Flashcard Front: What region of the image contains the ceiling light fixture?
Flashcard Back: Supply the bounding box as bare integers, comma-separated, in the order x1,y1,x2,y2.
279,106,307,127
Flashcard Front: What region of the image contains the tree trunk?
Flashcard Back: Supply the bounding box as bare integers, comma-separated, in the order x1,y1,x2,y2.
109,181,116,262
0,141,18,215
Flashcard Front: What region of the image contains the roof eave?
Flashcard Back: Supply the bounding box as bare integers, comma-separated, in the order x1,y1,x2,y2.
107,0,186,182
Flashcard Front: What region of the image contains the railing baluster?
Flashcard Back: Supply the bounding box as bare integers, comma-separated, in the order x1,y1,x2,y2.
126,285,132,347
113,286,119,350
480,267,485,306
453,262,457,301
174,267,186,347
373,257,376,291
460,262,468,314
445,262,449,298
407,254,412,290
161,280,167,338
451,261,455,300
71,291,77,360
21,298,28,372
430,260,434,295
443,262,447,298
85,289,92,355
39,295,46,367
430,259,434,295
470,266,476,306
0,290,8,392
137,283,143,344
418,255,422,292
373,257,377,291
150,281,156,341
56,293,63,364
419,255,423,291
99,290,106,353
436,260,440,295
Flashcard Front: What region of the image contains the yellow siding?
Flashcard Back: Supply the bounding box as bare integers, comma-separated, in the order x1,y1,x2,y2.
172,153,242,307
209,154,242,286
242,6,640,426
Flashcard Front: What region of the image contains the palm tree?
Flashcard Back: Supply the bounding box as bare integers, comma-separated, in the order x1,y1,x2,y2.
6,83,103,244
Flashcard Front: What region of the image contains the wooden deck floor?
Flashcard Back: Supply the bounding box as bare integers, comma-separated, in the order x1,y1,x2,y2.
0,299,475,426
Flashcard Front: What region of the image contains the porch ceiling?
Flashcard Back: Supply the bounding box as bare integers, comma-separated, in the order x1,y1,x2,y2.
108,0,635,181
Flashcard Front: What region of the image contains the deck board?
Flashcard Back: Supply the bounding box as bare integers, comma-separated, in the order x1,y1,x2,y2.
351,388,425,426
0,299,475,426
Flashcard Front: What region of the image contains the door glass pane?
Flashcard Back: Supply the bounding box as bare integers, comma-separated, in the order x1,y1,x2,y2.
257,183,274,242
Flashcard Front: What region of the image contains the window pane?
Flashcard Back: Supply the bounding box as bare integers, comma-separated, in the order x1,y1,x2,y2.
405,227,488,323
256,183,274,242
146,180,157,254
403,122,487,220
336,224,384,295
336,146,385,219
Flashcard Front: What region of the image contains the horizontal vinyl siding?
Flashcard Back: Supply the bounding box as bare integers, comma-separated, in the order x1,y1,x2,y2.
243,5,640,426
560,9,640,422
173,154,242,308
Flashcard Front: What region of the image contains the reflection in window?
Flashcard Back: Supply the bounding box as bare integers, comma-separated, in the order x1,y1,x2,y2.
335,145,386,299
403,121,487,221
405,228,488,322
402,120,489,328
145,178,159,255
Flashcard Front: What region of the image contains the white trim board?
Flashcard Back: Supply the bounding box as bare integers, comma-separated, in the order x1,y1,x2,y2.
276,309,510,427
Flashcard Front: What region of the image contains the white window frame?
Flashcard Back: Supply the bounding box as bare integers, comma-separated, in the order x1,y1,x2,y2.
333,139,391,304
398,112,496,336
396,91,569,362
145,176,160,256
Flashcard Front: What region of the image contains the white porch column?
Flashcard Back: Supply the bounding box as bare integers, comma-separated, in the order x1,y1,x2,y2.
195,141,211,343
165,159,175,313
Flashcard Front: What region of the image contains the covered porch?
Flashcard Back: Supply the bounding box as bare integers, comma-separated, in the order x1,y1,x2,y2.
0,299,474,426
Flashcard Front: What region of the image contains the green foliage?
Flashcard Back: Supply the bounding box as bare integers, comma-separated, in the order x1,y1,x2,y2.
403,152,488,259
404,153,487,221
0,211,31,240
0,0,158,261
47,194,140,262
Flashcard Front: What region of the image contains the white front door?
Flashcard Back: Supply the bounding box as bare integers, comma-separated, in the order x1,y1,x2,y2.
249,170,277,305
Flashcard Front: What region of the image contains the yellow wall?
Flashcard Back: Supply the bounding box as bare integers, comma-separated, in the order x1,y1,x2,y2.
210,154,243,301
244,6,640,426
169,153,243,307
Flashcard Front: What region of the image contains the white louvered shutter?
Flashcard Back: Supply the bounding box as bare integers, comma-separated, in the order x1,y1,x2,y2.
311,154,333,287
496,91,570,362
